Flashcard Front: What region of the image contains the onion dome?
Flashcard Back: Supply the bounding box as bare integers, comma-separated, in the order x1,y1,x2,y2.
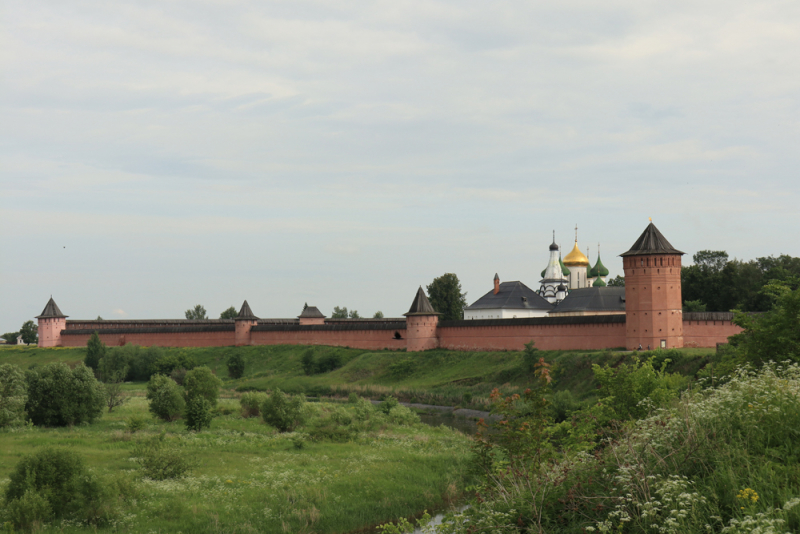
563,242,590,267
541,267,546,278
592,277,607,287
592,254,609,277
557,283,567,292
559,258,570,276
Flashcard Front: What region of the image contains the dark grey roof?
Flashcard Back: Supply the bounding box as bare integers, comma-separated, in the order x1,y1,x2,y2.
253,321,406,332
404,286,438,316
36,297,67,319
64,324,235,335
620,223,685,257
465,281,554,311
440,314,626,328
298,306,325,318
550,287,626,314
683,312,735,321
237,300,258,320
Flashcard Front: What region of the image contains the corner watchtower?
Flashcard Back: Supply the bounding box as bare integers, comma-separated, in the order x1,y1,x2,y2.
403,287,440,352
234,300,258,346
621,222,685,350
36,297,68,347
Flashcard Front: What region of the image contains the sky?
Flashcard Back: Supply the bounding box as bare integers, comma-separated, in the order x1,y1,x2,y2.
1,0,799,330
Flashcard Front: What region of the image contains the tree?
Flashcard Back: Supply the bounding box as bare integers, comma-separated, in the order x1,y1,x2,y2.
19,320,38,345
730,285,800,367
103,373,128,412
426,273,468,321
348,309,360,319
0,364,27,428
373,311,384,318
185,396,213,431
261,389,306,432
219,306,237,319
607,275,625,287
1,332,18,345
84,332,106,372
185,305,208,320
146,374,185,421
331,306,348,318
183,366,222,407
227,353,245,379
683,300,707,312
301,349,315,375
522,340,540,374
25,363,105,426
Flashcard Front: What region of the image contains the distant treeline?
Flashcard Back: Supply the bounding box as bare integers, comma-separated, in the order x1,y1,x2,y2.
682,250,800,312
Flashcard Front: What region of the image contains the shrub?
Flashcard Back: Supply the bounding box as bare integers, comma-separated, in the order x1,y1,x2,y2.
330,407,353,426
387,405,419,426
240,391,267,418
185,396,213,431
132,439,193,480
104,376,128,413
128,345,164,381
301,349,315,376
0,363,27,428
84,332,106,372
388,358,415,378
261,389,307,432
25,363,105,427
4,488,52,532
378,396,399,415
227,354,245,379
151,353,197,377
183,366,222,407
549,389,579,423
348,392,359,403
4,448,104,524
169,367,188,385
146,374,185,422
315,351,342,373
126,415,147,433
353,397,375,421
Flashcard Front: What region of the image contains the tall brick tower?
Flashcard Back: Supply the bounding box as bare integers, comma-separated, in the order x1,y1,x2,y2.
234,300,258,346
621,223,685,350
403,287,440,352
36,297,68,347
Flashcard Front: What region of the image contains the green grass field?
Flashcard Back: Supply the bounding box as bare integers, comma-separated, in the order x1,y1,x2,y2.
0,395,473,533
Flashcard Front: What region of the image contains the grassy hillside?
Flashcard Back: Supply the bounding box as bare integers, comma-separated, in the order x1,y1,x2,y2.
1,344,716,408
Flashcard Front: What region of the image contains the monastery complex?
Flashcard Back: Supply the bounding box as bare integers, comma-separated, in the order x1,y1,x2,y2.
36,223,741,352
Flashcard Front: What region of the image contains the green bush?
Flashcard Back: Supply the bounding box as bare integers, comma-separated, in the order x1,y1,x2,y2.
330,407,353,426
315,352,343,373
261,389,307,432
4,488,52,532
169,366,188,385
183,366,222,407
126,415,148,433
4,448,105,525
227,354,245,379
353,397,375,422
388,358,415,378
132,439,193,480
522,340,539,374
378,396,399,415
0,363,27,428
549,389,579,423
387,405,419,426
240,391,267,418
151,353,197,377
146,374,185,422
25,363,105,427
348,392,359,403
301,349,315,376
185,396,213,431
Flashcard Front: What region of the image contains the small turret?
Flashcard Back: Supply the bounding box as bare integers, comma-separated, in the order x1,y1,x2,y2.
234,300,258,346
404,287,440,352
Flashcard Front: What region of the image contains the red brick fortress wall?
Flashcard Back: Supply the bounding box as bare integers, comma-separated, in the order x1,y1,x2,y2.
250,323,407,350
682,312,742,348
438,316,627,351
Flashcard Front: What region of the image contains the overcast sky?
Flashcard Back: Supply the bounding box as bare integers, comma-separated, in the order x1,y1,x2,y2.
2,0,799,329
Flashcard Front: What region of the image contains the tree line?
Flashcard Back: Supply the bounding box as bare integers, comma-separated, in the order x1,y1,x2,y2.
682,250,800,312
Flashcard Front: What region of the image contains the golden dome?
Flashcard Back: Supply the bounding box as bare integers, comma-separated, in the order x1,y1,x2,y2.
563,242,590,266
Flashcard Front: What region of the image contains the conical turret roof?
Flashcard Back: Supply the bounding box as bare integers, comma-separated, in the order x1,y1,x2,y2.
298,306,325,319
621,222,685,257
403,287,439,316
236,300,258,320
36,297,67,319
